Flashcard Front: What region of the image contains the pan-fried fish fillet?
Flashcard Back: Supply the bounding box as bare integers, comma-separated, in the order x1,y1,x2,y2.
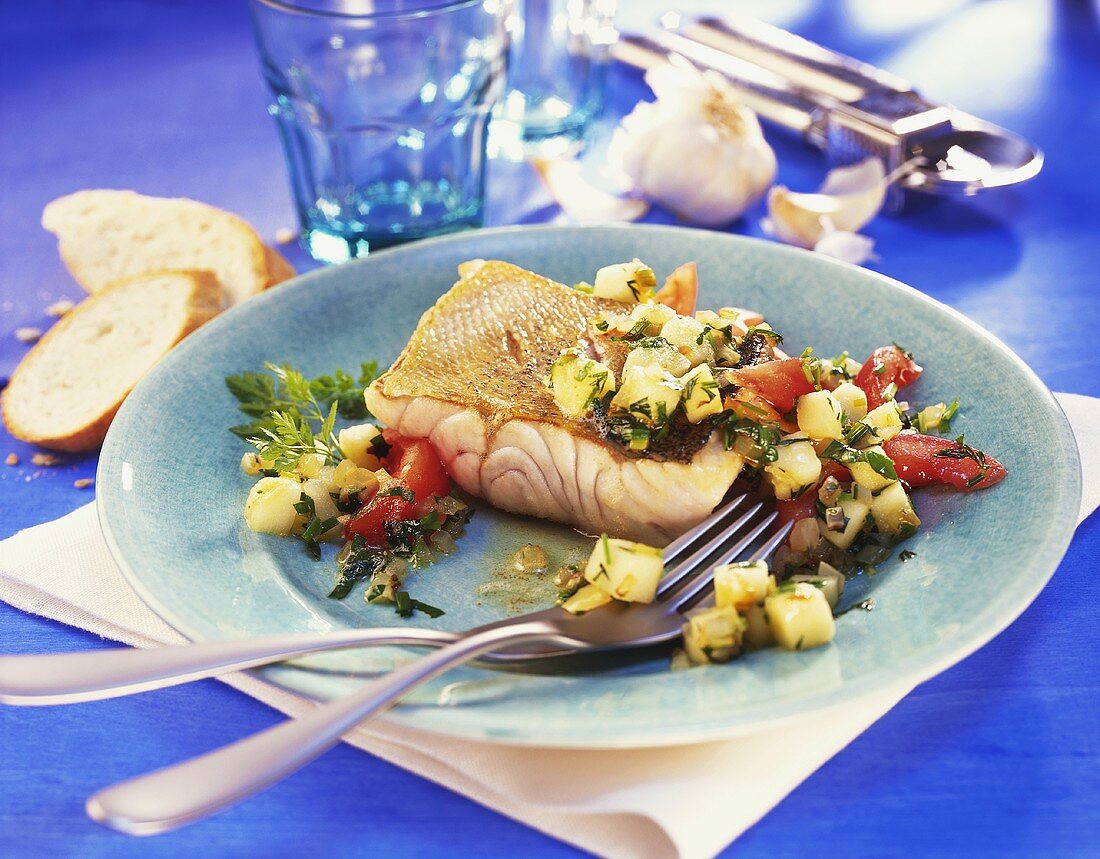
365,261,744,544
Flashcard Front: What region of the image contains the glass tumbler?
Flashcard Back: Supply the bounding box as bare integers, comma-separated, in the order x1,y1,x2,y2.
490,0,618,159
249,0,510,263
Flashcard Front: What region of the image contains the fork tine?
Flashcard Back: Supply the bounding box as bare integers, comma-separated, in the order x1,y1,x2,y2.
747,518,795,563
661,493,749,565
663,514,792,611
657,501,764,598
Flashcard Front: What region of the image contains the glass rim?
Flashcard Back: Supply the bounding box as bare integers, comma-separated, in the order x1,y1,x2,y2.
250,0,487,21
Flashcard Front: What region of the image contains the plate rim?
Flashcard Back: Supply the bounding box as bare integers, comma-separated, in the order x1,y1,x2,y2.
97,223,1083,748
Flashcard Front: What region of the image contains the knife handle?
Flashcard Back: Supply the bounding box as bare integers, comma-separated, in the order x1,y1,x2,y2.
685,15,913,104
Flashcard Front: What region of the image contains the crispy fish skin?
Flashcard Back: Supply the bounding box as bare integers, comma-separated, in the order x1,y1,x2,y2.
365,261,744,544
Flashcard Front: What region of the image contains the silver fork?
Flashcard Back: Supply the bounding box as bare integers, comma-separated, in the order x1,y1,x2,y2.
2,494,757,705
83,500,790,835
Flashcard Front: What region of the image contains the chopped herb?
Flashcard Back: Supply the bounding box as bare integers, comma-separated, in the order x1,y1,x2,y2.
899,550,917,561
934,436,990,486
227,361,378,441
844,421,873,446
227,362,379,470
377,486,416,503
819,440,897,481
744,325,783,344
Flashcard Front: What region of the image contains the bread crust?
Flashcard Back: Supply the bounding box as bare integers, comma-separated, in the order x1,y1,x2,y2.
41,190,274,305
262,244,297,288
2,270,224,452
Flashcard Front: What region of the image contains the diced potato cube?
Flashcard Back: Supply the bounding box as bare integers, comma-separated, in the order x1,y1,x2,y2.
817,355,863,389
610,365,682,426
659,315,714,367
682,605,746,664
789,569,844,609
765,582,836,650
595,302,675,339
714,561,772,610
832,382,868,422
584,536,664,603
871,481,922,536
741,603,774,650
623,341,692,378
593,259,657,303
719,306,765,327
561,583,613,615
848,444,897,492
296,452,325,479
629,301,675,333
240,451,262,476
856,402,903,446
547,350,616,418
333,458,380,495
763,434,822,500
300,478,342,540
796,390,845,440
244,476,303,536
821,496,871,550
680,364,724,423
816,561,846,606
338,423,384,468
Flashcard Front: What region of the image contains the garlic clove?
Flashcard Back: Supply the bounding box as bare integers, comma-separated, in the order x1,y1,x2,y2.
813,227,877,265
531,158,649,224
766,158,888,248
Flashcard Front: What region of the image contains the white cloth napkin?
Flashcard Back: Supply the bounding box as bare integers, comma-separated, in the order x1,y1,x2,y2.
2,392,1097,859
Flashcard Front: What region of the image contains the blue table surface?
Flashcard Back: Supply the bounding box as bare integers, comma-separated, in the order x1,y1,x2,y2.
2,1,1099,856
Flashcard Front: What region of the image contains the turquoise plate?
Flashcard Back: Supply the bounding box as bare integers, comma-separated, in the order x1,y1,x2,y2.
98,225,1080,747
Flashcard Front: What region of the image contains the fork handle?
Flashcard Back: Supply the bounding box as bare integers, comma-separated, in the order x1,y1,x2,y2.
0,628,457,706
86,619,559,835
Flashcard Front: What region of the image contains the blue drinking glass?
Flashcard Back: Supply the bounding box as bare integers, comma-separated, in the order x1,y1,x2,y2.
490,0,618,159
249,0,510,263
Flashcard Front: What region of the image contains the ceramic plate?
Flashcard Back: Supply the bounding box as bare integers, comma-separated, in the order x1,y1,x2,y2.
98,225,1080,747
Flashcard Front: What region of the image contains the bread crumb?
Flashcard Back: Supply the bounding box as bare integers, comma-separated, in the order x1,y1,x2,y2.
46,298,77,317
275,227,298,245
31,453,61,466
5,453,17,466
74,477,95,489
15,327,42,344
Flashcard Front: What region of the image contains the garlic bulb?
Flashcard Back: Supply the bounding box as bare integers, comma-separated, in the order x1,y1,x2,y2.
609,61,777,227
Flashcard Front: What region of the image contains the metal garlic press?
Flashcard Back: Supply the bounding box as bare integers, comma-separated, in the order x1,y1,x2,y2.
611,13,1043,205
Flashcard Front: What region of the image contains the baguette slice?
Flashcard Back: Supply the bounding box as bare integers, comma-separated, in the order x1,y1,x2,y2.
263,244,297,285
3,270,223,452
41,190,293,306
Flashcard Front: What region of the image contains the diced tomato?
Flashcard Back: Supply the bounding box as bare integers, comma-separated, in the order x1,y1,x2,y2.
723,388,796,432
882,431,1006,492
381,432,452,501
345,433,452,545
854,346,923,410
775,488,817,525
774,461,852,524
726,357,816,414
